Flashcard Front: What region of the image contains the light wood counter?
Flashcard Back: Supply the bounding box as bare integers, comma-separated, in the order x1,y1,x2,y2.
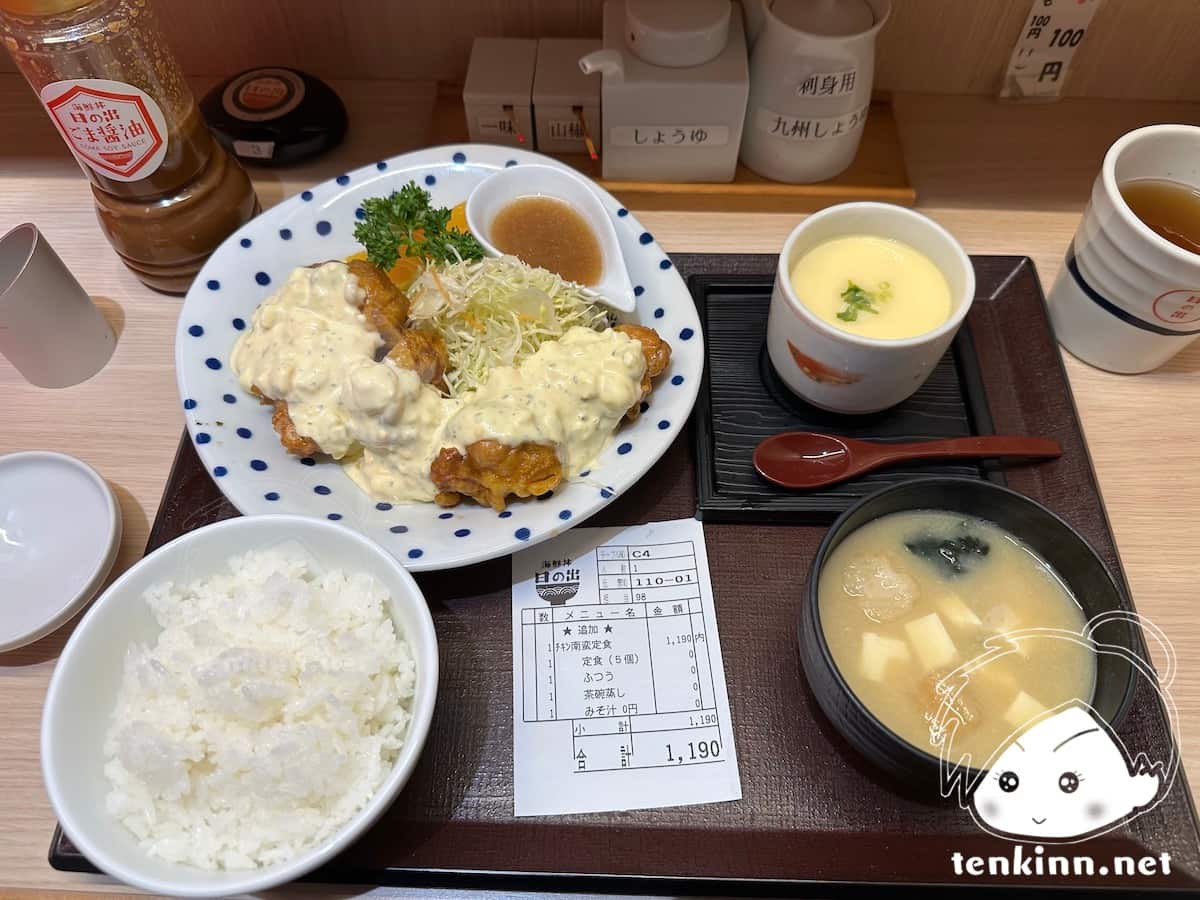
1,77,1198,893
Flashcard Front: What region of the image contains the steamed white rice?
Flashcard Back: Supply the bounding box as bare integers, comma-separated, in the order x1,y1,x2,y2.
103,542,416,870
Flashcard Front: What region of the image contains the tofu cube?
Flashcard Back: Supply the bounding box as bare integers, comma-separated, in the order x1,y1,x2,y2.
973,662,1017,693
938,593,982,630
861,632,911,682
970,663,1019,707
1003,690,1046,728
905,612,958,671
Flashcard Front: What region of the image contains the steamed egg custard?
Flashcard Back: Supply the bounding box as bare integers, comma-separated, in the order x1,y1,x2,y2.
818,511,1096,765
232,261,651,505
790,235,953,340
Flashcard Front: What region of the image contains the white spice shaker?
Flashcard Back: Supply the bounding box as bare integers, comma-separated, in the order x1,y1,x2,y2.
533,39,602,156
580,0,749,183
463,38,536,148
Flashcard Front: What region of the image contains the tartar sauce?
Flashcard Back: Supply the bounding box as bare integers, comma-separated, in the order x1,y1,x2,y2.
233,262,646,504
442,327,646,476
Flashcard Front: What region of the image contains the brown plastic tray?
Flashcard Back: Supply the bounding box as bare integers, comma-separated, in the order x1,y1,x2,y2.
50,255,1200,895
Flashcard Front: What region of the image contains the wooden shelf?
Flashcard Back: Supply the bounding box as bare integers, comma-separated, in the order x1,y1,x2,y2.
432,89,914,212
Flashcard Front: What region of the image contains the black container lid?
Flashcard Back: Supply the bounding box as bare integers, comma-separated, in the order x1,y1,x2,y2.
200,67,347,166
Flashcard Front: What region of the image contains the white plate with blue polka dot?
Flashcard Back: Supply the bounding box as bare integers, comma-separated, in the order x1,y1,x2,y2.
175,144,703,571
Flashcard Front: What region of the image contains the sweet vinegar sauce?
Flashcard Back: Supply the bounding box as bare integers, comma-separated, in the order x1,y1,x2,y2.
491,196,604,286
818,511,1096,765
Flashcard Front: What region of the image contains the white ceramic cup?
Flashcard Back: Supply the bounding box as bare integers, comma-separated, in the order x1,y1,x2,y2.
766,202,975,414
0,223,115,388
1046,124,1200,374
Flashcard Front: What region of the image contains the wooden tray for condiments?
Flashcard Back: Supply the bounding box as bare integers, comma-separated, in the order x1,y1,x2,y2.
50,255,1200,895
430,91,915,213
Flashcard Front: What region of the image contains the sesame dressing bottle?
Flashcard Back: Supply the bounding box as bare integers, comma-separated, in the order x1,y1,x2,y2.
0,0,259,292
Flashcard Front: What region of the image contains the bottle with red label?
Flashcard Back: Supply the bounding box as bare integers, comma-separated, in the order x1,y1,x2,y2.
0,0,260,293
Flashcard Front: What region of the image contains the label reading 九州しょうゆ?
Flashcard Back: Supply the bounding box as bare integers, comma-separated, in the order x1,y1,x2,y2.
40,78,170,182
756,104,869,142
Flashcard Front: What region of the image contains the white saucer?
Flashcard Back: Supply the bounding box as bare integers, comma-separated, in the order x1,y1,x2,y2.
0,451,121,653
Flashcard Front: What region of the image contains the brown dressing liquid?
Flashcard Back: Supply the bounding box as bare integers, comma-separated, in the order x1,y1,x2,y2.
0,0,259,293
490,196,603,285
1120,178,1200,256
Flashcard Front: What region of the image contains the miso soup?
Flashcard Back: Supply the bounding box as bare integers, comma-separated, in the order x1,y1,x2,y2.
817,511,1095,766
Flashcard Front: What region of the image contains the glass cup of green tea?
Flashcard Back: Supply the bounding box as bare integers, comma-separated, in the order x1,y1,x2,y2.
1047,124,1200,374
766,202,975,414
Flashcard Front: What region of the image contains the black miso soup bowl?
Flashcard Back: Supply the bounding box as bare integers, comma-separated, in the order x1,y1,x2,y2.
800,476,1138,788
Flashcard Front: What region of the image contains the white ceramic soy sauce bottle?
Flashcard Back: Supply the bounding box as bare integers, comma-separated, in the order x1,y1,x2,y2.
580,0,750,183
740,0,890,183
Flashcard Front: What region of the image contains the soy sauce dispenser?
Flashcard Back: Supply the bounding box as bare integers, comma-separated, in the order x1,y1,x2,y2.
580,0,749,183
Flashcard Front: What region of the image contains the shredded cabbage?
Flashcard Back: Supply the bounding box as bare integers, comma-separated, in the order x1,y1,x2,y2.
406,256,611,396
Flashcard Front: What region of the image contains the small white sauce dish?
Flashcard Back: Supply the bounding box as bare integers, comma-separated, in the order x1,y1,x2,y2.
41,514,439,898
0,451,121,653
466,162,638,313
766,202,975,414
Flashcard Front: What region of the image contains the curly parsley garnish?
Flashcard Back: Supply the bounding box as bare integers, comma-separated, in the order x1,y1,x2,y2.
836,279,892,322
353,182,485,271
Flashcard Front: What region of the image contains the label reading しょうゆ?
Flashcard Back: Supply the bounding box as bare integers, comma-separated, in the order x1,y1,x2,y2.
40,79,169,182
609,126,730,148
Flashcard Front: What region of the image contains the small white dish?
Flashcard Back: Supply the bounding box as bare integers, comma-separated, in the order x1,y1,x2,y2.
465,162,637,313
42,514,439,898
0,451,121,653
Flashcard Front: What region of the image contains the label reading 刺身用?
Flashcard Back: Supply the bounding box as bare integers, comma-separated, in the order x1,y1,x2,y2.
40,78,169,182
796,69,859,98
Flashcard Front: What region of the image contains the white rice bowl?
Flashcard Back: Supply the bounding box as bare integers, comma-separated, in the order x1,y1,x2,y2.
41,515,439,898
104,542,415,870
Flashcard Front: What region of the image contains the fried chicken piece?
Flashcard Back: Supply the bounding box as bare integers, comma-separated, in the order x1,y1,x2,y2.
387,327,450,393
347,258,410,345
431,440,562,511
614,324,672,420
250,386,322,457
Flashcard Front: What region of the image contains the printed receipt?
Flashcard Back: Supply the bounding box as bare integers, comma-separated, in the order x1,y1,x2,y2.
511,518,742,817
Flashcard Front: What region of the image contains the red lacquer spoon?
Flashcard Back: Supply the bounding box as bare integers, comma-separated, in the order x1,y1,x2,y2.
753,432,1062,490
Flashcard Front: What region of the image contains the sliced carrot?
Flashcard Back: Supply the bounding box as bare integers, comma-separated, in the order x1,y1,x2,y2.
344,249,423,290
344,205,469,291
